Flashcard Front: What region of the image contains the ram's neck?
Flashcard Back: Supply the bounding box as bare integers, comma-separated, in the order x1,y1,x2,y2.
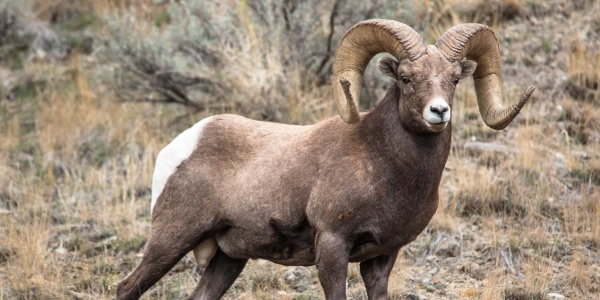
358,86,452,180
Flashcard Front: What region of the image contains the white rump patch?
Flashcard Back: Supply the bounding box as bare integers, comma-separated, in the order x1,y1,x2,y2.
423,97,451,124
151,117,214,214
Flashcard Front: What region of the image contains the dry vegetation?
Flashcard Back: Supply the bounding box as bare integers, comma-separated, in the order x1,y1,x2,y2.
1,0,599,299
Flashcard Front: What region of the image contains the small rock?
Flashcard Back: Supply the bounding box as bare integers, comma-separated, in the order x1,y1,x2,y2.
33,49,47,62
427,267,438,275
464,262,485,280
284,268,303,283
476,272,488,281
426,285,436,293
285,272,298,281
276,291,300,298
94,236,117,249
284,267,312,291
422,278,431,285
69,291,86,299
55,246,68,255
547,293,566,299
437,241,460,258
464,141,518,155
405,294,420,300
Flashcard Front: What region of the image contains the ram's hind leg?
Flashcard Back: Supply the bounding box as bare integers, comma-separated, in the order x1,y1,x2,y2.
116,218,212,300
189,248,248,300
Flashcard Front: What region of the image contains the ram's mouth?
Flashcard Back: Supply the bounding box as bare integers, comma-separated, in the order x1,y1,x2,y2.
425,120,449,131
423,109,450,131
425,118,449,125
423,113,450,129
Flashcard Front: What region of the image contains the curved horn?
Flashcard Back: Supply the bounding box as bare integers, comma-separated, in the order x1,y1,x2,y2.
435,24,535,130
333,19,426,124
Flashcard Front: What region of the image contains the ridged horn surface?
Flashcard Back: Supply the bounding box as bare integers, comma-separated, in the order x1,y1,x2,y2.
435,24,534,130
332,19,426,124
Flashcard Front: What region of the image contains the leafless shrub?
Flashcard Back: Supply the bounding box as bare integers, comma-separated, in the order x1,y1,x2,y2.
102,0,418,122
0,4,29,68
0,1,83,68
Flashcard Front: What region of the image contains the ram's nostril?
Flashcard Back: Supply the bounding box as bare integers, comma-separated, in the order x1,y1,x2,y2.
430,105,449,116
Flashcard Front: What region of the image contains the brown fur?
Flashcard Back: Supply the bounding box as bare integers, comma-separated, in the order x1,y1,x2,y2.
117,49,478,300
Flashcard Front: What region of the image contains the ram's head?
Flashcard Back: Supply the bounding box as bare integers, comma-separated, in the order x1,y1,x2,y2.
332,20,535,132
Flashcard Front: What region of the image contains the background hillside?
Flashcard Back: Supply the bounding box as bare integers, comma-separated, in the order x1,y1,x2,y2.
0,0,598,299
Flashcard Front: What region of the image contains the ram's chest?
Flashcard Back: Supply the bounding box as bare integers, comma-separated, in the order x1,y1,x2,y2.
337,173,442,260
347,196,439,262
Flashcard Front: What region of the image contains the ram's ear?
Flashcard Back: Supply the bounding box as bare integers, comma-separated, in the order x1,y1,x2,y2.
459,60,477,79
377,56,400,80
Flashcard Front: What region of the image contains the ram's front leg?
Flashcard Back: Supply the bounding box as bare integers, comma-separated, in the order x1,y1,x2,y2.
316,232,351,300
359,249,399,300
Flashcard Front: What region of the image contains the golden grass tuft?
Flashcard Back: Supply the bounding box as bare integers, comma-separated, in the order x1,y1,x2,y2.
3,188,59,297
567,36,600,103
561,250,592,294
0,117,21,151
480,273,502,300
446,158,518,217
522,257,554,296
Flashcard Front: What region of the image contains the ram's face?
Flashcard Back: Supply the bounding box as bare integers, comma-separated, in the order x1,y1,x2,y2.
378,46,477,133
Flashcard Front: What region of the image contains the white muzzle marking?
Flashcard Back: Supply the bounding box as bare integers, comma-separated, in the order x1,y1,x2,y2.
423,97,451,125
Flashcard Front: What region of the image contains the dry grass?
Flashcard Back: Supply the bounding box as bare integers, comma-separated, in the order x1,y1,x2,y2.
1,0,599,299
0,49,163,298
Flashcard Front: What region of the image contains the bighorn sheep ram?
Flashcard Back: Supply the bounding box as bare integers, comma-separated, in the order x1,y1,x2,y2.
117,20,534,299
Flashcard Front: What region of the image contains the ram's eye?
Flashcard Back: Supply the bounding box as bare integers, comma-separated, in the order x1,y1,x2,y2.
452,77,460,85
400,76,412,84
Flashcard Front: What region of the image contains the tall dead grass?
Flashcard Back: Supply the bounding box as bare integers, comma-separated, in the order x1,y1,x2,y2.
0,50,164,298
